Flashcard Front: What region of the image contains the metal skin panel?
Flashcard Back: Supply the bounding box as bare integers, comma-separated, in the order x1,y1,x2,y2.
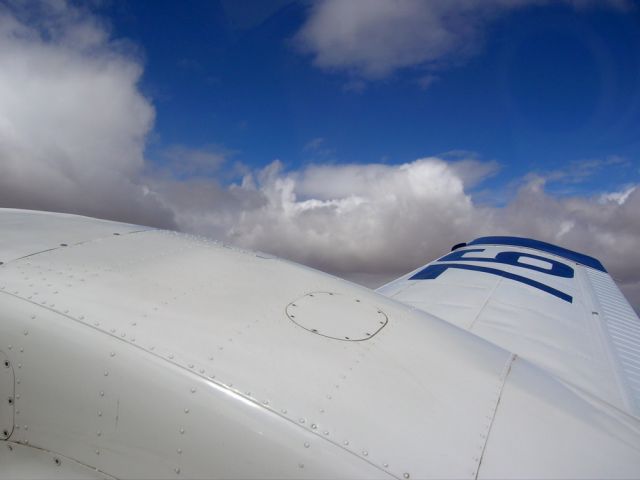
478,359,640,479
0,295,388,479
0,442,113,479
0,351,14,440
1,209,640,478
0,208,149,265
0,226,514,479
586,268,640,413
378,244,637,416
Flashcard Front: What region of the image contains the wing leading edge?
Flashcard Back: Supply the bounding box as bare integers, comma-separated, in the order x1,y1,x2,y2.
377,236,640,417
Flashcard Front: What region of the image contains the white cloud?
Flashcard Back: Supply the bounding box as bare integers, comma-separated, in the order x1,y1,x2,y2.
0,0,173,227
600,185,636,205
157,159,640,300
294,0,628,81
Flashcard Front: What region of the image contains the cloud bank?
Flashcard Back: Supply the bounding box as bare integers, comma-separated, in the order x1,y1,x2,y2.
0,1,638,311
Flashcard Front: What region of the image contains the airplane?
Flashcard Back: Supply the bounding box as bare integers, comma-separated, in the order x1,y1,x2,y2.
0,207,639,479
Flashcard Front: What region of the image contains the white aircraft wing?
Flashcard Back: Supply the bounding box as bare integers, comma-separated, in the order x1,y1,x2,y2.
377,236,640,417
1,211,639,479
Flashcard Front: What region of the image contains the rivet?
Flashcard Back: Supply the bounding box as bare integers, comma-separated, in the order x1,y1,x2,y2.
98,410,102,417
362,450,368,456
262,400,269,405
298,418,305,424
199,369,205,374
97,430,102,436
403,473,410,479
179,427,185,434
110,329,116,333
304,441,310,448
99,391,104,397
281,409,287,414
110,352,115,357
17,363,21,369
323,430,329,436
19,348,23,353
298,463,304,469
190,388,196,393
311,423,317,430
184,408,190,414
383,463,389,468
188,364,194,369
175,467,181,474
104,370,109,376
54,457,61,466
94,322,100,326
177,448,182,454
23,330,28,336
168,354,174,359
95,450,100,455
30,315,36,320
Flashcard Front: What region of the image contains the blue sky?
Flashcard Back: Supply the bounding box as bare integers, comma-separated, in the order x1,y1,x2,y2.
101,0,640,197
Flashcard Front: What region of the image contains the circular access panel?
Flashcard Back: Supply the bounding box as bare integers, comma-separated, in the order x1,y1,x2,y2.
286,292,388,341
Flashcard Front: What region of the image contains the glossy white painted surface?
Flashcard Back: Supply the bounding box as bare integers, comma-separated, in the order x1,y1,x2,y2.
378,244,640,417
0,442,113,479
1,209,639,478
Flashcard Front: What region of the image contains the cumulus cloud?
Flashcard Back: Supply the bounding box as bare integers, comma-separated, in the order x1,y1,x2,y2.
294,0,629,80
155,158,640,290
0,0,174,227
1,1,639,312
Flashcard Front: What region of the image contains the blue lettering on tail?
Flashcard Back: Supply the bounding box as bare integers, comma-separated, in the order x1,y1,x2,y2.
410,248,574,303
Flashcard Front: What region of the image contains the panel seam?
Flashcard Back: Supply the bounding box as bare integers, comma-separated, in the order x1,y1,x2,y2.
474,353,517,479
